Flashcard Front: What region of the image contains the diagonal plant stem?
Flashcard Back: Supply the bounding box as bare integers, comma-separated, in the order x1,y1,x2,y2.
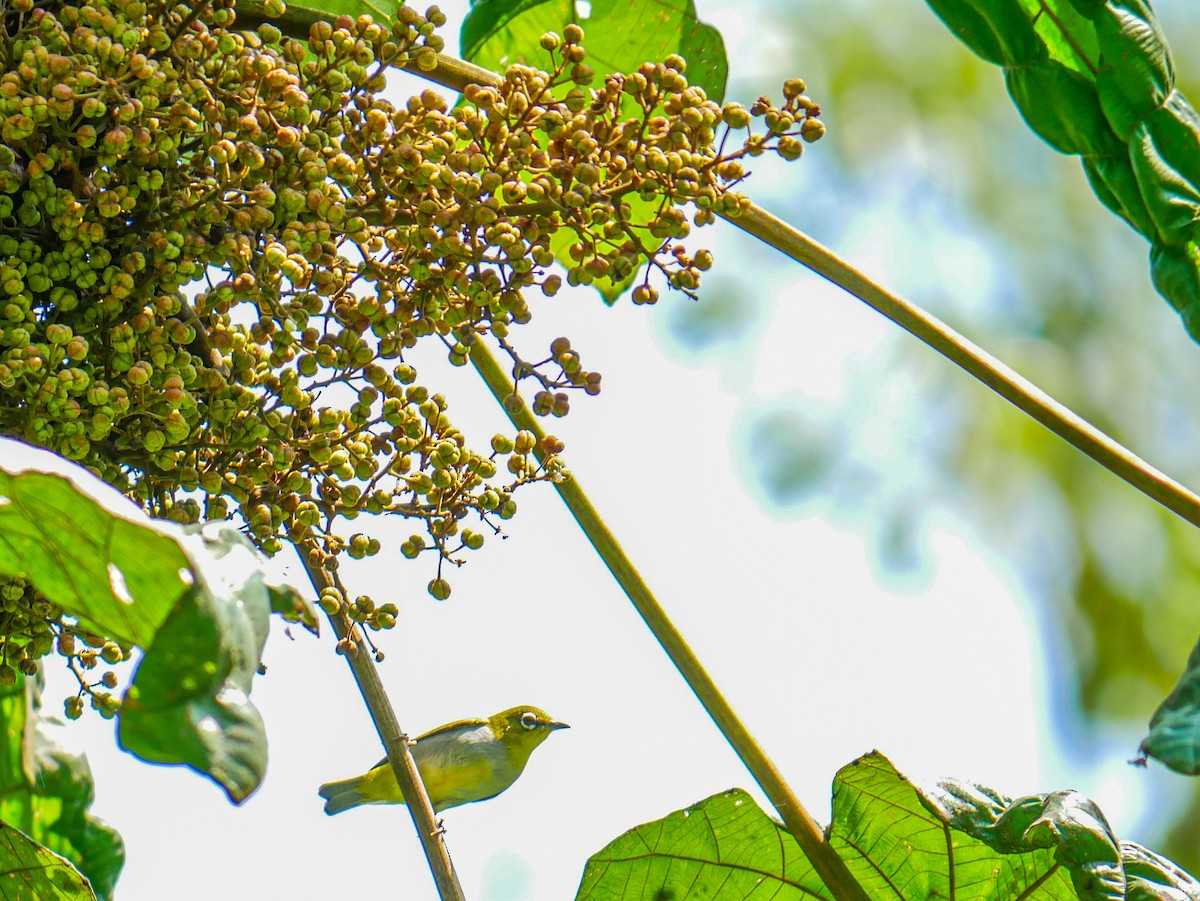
407,49,1200,534
470,343,872,901
408,50,873,895
302,554,465,901
726,205,1200,529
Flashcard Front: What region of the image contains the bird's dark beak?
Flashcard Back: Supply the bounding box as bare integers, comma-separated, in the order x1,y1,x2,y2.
548,720,570,731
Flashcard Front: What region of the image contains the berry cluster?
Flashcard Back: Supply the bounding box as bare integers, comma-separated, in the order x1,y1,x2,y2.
0,574,127,716
0,0,820,698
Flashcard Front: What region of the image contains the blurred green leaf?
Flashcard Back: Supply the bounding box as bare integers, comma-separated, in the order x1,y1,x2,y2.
745,408,836,505
118,524,276,804
576,752,1199,901
925,0,1200,342
0,821,96,901
0,677,122,901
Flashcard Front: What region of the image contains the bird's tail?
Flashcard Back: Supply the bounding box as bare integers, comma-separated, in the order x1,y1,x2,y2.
318,776,368,816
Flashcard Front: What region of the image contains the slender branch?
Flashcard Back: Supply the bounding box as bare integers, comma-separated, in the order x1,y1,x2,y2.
401,54,504,92
470,342,872,901
301,555,466,901
725,204,1200,530
234,1,326,39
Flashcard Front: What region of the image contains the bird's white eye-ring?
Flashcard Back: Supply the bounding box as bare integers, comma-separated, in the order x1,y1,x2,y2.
520,711,539,730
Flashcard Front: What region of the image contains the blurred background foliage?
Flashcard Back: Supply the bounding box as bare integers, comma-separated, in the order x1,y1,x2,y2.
660,0,1200,867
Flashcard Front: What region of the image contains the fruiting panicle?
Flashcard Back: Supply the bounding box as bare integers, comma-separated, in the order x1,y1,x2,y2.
0,0,820,705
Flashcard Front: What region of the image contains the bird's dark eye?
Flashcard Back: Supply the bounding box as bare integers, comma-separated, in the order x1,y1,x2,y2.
520,711,538,730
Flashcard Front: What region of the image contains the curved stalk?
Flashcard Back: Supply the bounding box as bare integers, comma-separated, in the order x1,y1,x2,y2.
302,555,465,901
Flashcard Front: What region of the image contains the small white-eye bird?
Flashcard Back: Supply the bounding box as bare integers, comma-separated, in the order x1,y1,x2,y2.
318,705,568,815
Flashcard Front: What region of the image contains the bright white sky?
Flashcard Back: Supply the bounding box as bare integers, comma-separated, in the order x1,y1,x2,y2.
40,2,1194,899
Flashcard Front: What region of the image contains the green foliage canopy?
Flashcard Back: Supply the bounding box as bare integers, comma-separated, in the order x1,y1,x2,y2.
927,0,1200,343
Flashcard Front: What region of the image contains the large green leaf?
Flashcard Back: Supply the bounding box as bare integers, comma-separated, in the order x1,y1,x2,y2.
0,439,310,802
925,0,1200,343
576,787,827,899
917,766,1200,899
1140,633,1200,775
461,0,727,103
575,752,1200,900
0,821,96,901
461,0,729,303
0,677,122,901
0,440,196,649
116,524,277,804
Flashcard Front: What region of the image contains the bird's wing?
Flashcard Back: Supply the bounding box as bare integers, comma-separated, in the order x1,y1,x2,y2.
413,717,489,743
357,720,491,772
416,722,510,809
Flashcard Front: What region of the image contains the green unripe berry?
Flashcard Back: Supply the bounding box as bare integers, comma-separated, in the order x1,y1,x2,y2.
783,78,808,98
632,284,658,305
721,103,751,129
143,429,166,453
46,323,72,346
100,642,124,665
427,578,451,601
318,594,342,616
776,136,804,160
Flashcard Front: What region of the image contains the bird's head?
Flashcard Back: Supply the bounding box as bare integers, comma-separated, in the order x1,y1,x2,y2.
489,706,569,765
